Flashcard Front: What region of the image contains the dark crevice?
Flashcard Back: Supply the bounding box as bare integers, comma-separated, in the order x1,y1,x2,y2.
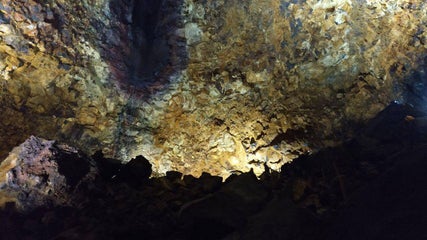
104,0,187,97
126,0,187,90
56,152,90,188
130,0,166,82
132,0,162,45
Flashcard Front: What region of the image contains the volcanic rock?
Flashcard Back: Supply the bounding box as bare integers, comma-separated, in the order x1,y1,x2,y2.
1,0,427,178
0,136,97,212
0,103,427,239
116,155,152,188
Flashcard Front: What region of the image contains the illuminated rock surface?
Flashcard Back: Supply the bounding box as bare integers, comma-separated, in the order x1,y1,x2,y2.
0,103,426,239
1,0,427,177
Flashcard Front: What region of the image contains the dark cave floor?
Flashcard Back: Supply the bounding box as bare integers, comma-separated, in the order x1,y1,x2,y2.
1,102,427,240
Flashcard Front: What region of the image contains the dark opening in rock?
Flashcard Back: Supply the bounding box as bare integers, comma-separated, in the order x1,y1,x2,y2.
126,0,187,89
56,152,90,188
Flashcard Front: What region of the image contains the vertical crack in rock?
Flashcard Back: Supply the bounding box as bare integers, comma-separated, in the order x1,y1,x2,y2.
130,0,167,83
111,0,188,94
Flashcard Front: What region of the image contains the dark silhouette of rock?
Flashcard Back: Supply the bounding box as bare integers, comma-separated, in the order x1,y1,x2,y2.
92,150,122,180
179,170,269,239
116,155,152,188
166,170,182,181
199,172,222,193
237,195,318,240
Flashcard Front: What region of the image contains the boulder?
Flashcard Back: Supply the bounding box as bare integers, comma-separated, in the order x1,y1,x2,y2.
92,150,122,180
0,136,98,211
116,155,152,188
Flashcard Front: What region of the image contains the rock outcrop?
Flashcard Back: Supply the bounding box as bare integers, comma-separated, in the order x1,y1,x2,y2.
0,0,124,162
1,0,427,177
0,136,97,211
0,102,427,239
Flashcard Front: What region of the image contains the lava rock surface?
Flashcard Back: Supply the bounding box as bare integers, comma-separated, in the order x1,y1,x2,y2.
0,103,426,239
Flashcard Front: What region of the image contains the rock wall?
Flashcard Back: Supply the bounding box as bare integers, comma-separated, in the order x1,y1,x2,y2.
0,136,98,211
0,0,125,160
1,0,427,177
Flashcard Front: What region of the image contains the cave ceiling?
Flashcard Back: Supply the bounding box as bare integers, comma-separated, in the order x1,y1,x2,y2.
0,0,426,177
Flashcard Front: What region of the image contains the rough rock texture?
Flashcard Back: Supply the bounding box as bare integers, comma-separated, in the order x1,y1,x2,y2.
0,0,125,163
0,103,427,239
1,0,427,177
0,136,97,211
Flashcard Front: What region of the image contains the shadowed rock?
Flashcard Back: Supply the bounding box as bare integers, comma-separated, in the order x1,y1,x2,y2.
116,155,152,188
0,136,97,211
1,103,427,239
